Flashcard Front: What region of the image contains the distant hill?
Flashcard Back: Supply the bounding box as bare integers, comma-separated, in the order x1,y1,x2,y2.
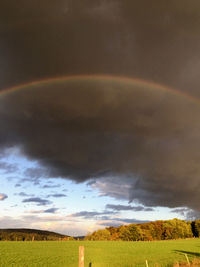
0,228,73,241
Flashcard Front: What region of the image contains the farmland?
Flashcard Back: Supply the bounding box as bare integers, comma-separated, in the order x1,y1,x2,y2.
0,239,199,267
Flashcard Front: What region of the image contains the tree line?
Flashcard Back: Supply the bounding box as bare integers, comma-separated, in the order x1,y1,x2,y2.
0,228,74,241
85,219,200,241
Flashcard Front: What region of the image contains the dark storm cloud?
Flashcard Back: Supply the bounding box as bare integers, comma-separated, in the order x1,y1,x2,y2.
106,204,154,212
22,197,52,206
1,1,200,214
1,0,200,98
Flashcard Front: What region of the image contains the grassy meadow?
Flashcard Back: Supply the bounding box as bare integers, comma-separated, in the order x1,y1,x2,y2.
0,239,199,267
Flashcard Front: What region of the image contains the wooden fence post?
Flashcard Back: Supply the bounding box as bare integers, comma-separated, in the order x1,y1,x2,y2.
79,246,84,267
185,254,190,266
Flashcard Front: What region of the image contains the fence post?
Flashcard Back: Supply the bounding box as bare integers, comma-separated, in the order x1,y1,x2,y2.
185,254,190,266
79,246,84,267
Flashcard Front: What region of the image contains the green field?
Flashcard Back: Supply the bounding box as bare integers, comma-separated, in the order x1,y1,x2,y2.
0,239,199,267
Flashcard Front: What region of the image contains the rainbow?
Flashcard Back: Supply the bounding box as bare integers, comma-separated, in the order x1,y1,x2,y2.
0,74,198,104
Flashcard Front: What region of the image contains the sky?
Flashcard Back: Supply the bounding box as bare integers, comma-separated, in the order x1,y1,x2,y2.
0,0,200,236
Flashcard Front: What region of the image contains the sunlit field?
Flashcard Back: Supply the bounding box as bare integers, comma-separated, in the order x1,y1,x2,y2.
0,239,199,267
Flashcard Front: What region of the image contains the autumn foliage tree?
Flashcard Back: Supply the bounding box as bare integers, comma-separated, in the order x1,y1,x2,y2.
85,229,111,241
119,224,143,241
85,219,196,241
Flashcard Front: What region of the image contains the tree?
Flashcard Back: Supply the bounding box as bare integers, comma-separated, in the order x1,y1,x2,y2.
191,220,200,237
85,229,111,240
120,224,142,241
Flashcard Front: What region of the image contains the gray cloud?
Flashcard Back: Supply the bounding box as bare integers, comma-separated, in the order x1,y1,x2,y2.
41,184,61,189
0,193,8,201
22,197,52,206
27,208,59,214
62,189,68,192
24,167,49,179
171,207,200,220
171,208,190,217
88,177,132,201
99,217,149,227
70,210,116,219
106,204,154,212
19,177,41,186
185,210,200,221
113,218,149,224
44,208,58,213
47,194,67,198
98,221,123,227
0,162,18,174
15,192,34,197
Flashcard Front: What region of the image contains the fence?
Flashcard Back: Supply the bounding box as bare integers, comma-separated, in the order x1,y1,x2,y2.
79,247,194,267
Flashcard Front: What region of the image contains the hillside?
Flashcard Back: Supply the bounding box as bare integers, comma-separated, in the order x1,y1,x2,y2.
0,228,72,241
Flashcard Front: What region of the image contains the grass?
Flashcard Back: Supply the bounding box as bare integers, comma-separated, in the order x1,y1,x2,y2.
0,239,199,266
